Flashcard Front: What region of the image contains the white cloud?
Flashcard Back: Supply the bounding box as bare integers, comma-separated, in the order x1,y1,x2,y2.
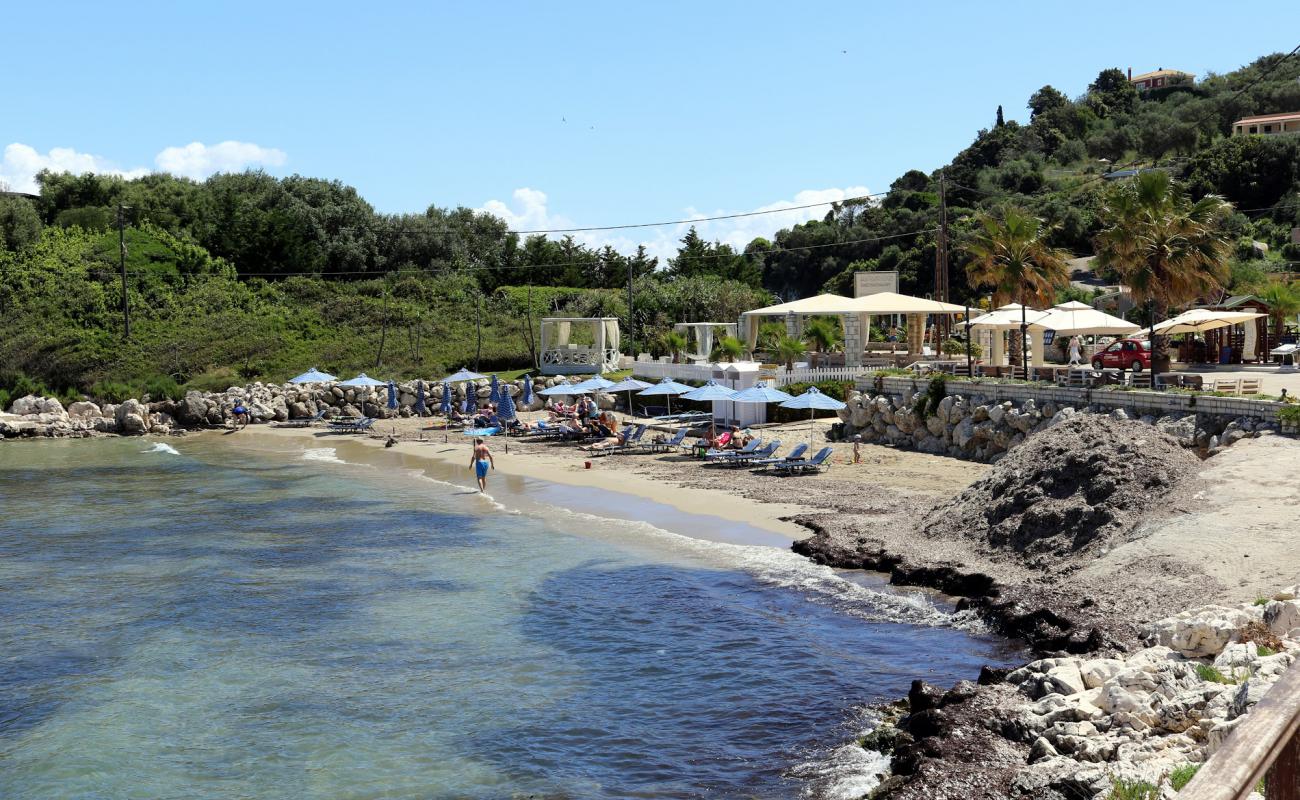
477,185,873,266
0,143,149,194
0,140,287,193
154,140,286,179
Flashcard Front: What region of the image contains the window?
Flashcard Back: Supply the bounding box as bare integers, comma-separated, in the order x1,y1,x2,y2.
1250,126,1258,134
1264,125,1273,133
1122,341,1137,352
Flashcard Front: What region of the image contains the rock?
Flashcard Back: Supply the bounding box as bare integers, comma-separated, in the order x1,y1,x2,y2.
114,399,149,435
988,402,1009,425
1080,658,1124,689
1043,663,1087,696
1264,600,1300,637
67,401,102,419
9,395,44,415
1230,679,1272,720
908,679,944,713
1145,607,1256,658
1028,736,1059,763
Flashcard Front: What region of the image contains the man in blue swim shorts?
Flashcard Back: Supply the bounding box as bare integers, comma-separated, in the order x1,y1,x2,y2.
469,436,494,492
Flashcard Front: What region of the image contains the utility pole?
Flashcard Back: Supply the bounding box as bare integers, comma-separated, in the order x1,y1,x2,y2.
934,171,950,343
116,204,132,340
375,274,390,370
475,293,483,373
627,258,635,356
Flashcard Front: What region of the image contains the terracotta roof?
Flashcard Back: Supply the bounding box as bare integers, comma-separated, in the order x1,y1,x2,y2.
1234,111,1300,124
1130,69,1193,81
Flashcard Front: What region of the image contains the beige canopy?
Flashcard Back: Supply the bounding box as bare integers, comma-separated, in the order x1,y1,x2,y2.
742,293,856,316
1034,301,1141,336
844,292,966,315
1150,308,1266,335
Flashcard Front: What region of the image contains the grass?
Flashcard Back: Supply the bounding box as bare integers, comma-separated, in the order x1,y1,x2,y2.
1108,777,1160,800
1258,645,1278,657
1255,597,1271,606
1194,664,1239,685
1169,763,1200,791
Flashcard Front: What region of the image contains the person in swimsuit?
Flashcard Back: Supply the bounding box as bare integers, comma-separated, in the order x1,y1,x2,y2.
469,436,494,492
232,401,250,430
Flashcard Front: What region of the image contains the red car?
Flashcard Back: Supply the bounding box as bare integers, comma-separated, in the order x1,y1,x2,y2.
1092,338,1152,372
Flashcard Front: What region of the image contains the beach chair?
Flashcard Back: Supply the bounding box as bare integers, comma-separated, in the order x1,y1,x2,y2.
326,416,368,433
1180,375,1204,391
279,409,327,428
645,428,687,454
610,424,649,454
1129,372,1153,390
771,446,834,476
1238,377,1262,396
726,439,780,467
753,443,808,471
1212,378,1241,395
703,437,762,463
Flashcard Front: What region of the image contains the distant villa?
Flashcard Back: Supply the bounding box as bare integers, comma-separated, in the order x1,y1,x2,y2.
1232,111,1300,137
1127,67,1194,91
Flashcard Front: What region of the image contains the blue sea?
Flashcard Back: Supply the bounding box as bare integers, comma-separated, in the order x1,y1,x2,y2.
0,436,1019,799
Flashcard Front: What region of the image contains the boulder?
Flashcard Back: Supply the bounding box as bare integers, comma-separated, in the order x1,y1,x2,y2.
9,395,45,415
67,401,102,419
115,399,150,435
1080,658,1124,690
1145,607,1255,658
1264,600,1300,637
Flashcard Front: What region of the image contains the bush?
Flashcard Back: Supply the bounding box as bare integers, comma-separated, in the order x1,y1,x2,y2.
1168,763,1199,791
89,380,137,404
1194,664,1235,684
941,337,983,358
1107,777,1159,800
142,375,184,402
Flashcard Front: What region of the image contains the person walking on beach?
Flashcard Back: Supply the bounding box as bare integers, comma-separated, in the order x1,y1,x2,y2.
1067,335,1082,367
469,437,494,492
232,400,250,430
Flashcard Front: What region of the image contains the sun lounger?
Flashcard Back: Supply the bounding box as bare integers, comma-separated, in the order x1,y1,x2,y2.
1238,377,1262,395
770,446,834,475
725,440,780,467
326,417,375,434
645,428,687,453
278,409,327,428
752,443,808,469
703,437,763,463
1211,378,1240,394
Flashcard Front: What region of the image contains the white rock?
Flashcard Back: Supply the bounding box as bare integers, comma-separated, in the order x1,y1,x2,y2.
1264,600,1300,637
1044,663,1087,696
67,401,102,418
1080,658,1124,689
1145,607,1255,658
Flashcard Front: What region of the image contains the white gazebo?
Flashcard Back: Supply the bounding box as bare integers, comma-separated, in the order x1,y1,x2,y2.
739,292,966,366
538,317,621,376
672,322,738,362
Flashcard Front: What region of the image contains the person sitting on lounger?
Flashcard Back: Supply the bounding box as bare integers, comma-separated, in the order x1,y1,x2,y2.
583,425,632,451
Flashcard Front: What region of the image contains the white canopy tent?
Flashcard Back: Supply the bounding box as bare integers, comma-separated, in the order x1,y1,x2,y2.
538,317,621,375
1034,301,1141,337
965,304,1051,366
739,292,966,365
1149,308,1267,335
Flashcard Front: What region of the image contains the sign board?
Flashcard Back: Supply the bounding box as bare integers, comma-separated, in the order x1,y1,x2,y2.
758,365,780,382
854,271,899,297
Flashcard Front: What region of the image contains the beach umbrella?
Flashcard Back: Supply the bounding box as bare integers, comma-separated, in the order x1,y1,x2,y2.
444,367,488,383
1150,308,1266,335
522,374,534,406
538,381,590,397
636,377,694,417
415,381,427,416
489,375,501,406
339,373,386,387
779,386,847,447
731,381,794,405
289,367,336,384
439,381,451,415
461,381,475,414
607,377,653,416
1034,301,1141,337
498,384,517,421
680,379,738,402
386,380,399,411
572,375,617,392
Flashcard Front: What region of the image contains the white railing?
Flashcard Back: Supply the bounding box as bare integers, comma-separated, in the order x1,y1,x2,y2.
630,361,867,386
541,347,620,372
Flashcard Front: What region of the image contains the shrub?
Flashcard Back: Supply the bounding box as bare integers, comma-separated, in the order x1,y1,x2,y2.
1194,664,1235,684
89,380,137,404
1238,619,1285,653
1258,645,1277,657
1168,763,1199,791
1107,777,1159,800
941,337,983,358
142,375,184,402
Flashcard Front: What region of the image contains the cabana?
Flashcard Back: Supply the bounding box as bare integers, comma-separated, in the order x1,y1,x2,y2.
739,292,966,366
672,322,738,363
538,317,621,376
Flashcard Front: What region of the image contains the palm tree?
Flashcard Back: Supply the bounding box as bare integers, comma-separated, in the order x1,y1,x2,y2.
1094,171,1233,371
755,321,787,353
774,336,807,370
965,206,1071,371
1260,283,1300,350
660,330,689,363
716,335,746,363
802,318,842,367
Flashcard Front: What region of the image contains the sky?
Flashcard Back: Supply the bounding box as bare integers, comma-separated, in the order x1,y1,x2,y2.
3,1,1297,262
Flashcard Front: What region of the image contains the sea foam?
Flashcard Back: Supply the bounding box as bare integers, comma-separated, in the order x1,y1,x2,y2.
143,442,180,455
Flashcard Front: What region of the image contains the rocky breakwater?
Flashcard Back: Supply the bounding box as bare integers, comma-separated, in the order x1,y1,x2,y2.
865,592,1300,799
836,387,1278,463
0,375,576,438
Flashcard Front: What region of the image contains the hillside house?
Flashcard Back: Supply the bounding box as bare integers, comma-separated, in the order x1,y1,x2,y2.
1128,68,1193,91
1233,111,1300,137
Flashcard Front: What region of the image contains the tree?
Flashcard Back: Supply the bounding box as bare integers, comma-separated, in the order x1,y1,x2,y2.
774,336,806,370
1259,282,1300,348
996,105,1005,127
964,206,1071,369
715,335,746,363
1086,68,1139,118
1028,85,1069,119
660,329,688,363
0,196,41,251
802,318,842,366
1093,171,1234,370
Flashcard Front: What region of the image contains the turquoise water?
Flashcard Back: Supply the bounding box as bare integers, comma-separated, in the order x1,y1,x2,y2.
0,437,1018,799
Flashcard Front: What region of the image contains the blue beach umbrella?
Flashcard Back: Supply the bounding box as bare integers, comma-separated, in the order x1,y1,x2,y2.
439,381,451,415
339,373,386,388
607,377,652,416
636,377,695,417
522,374,534,406
415,381,427,416
498,385,517,421
571,375,617,392
538,381,589,397
680,380,738,402
731,381,794,404
779,386,847,447
289,367,336,384
489,375,501,406
461,382,474,414
386,381,399,411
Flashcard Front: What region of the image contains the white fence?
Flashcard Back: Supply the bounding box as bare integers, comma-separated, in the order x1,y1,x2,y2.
629,360,865,387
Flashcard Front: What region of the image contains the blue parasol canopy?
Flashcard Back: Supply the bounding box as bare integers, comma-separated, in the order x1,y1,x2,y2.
289,367,336,384
538,382,589,397
339,373,386,388
439,381,451,415
444,367,488,383
522,374,533,406
498,385,517,420
386,381,399,410
606,377,653,417
415,381,427,416
461,382,474,414
780,386,847,447
489,375,501,405
731,381,794,404
636,377,694,396
571,375,616,392
681,380,738,402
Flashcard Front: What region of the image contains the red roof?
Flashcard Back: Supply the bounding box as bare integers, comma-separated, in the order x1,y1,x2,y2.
1235,111,1300,124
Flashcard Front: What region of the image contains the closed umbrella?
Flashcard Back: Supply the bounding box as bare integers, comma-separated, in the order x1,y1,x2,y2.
386,381,399,411
415,381,427,416
607,377,653,417
779,386,847,447
498,384,517,421
489,375,501,406
636,377,694,417
522,374,534,406
461,382,475,414
439,381,451,416
289,367,336,384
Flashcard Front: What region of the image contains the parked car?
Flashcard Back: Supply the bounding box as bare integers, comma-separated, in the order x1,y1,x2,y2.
1092,338,1152,372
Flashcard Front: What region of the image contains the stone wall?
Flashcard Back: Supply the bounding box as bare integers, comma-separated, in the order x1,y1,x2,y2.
838,379,1282,462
